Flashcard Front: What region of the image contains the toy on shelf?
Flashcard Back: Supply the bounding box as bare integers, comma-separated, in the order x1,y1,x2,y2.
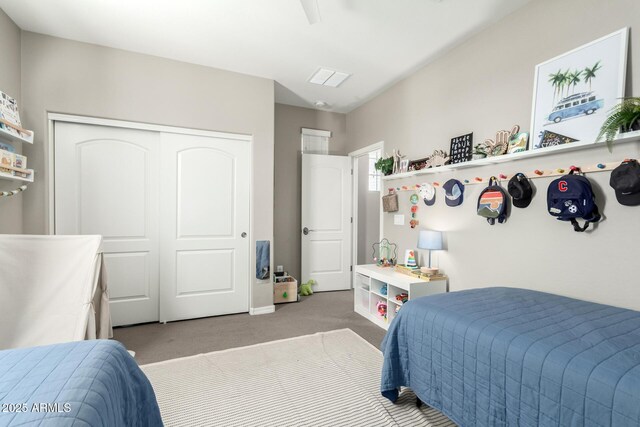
380,284,388,296
377,301,387,319
372,238,398,267
404,250,417,268
395,293,408,304
394,305,401,314
299,279,315,296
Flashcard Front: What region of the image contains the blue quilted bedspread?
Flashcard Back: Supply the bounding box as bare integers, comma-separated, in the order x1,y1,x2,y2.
0,340,162,426
381,287,640,427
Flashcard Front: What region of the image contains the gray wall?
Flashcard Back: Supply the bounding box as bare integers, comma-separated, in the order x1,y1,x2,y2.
0,9,22,234
357,154,380,265
274,103,347,280
20,32,275,309
345,0,640,310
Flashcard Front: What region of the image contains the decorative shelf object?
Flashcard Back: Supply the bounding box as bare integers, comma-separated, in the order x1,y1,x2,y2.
382,131,640,181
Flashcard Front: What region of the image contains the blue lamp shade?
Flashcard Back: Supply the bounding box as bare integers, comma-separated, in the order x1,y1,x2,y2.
417,230,443,251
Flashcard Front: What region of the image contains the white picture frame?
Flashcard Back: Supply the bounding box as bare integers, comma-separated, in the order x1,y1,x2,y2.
530,28,628,150
399,159,409,173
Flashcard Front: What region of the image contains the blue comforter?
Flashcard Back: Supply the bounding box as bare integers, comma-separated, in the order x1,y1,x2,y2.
0,340,162,426
381,287,640,427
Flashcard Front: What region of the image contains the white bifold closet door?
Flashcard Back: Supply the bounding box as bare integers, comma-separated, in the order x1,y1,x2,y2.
54,122,250,326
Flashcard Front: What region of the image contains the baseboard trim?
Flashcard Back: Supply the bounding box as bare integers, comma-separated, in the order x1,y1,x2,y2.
249,305,275,315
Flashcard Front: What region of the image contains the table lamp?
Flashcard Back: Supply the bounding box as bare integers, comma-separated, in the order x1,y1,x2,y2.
417,229,443,269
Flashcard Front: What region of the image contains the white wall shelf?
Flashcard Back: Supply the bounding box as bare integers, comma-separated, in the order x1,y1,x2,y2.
0,170,34,183
0,121,35,184
0,125,34,145
382,131,640,181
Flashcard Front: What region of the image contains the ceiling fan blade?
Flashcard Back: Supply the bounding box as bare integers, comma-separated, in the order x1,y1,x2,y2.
300,0,321,25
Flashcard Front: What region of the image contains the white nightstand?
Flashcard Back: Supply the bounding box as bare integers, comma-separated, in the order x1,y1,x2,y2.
354,264,447,330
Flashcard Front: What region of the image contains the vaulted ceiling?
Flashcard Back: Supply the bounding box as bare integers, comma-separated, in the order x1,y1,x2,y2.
0,0,532,112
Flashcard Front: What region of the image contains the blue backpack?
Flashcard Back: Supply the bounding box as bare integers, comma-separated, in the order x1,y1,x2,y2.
477,176,509,225
547,170,601,232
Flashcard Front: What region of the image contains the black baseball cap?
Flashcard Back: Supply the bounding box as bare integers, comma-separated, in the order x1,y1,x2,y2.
610,159,640,206
507,173,533,208
443,179,464,207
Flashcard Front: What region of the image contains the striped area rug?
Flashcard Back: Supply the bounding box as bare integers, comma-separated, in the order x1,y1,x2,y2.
141,329,456,427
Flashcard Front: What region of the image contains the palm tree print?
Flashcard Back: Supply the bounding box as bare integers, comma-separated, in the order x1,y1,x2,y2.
568,70,583,95
548,70,564,106
583,61,602,91
548,61,602,107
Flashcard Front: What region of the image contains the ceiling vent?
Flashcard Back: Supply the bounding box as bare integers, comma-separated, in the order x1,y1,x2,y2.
308,68,351,87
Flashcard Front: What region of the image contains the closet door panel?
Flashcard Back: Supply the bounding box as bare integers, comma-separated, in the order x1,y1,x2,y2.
55,122,160,326
159,132,250,322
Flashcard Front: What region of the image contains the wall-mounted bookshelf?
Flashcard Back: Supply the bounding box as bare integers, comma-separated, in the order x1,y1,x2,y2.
0,120,35,184
382,131,640,181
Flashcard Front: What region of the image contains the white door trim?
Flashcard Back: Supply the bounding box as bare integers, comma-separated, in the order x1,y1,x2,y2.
348,141,384,287
47,112,255,316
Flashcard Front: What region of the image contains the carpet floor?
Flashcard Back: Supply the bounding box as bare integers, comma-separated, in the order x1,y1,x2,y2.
141,329,456,427
114,290,386,365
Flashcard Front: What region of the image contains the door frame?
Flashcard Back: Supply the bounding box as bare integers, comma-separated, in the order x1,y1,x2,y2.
348,141,384,287
46,113,255,315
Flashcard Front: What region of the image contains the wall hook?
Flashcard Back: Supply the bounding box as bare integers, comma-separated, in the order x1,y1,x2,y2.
534,169,544,175
596,163,606,169
557,168,565,174
474,177,483,182
499,173,507,179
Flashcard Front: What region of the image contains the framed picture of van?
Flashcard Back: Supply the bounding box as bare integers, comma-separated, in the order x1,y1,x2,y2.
530,28,628,150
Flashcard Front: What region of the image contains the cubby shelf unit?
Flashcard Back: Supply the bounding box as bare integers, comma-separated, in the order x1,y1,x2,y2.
382,130,640,181
354,264,447,330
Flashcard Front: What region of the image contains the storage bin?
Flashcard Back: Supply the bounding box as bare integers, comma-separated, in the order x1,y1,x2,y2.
274,277,298,304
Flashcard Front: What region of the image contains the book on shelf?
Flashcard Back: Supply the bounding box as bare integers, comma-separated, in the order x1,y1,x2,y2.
0,91,29,139
394,264,446,281
0,148,28,177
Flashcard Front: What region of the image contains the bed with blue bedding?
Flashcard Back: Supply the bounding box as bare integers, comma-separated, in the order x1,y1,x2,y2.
0,340,162,426
381,287,640,427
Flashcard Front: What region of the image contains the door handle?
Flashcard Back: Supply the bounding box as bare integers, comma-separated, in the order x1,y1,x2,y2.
303,227,315,235
241,232,247,238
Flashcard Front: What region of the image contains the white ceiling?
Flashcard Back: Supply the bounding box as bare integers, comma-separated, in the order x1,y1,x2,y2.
0,0,532,113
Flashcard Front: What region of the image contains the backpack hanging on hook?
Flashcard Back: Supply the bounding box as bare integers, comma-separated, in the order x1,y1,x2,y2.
477,176,509,225
547,168,601,232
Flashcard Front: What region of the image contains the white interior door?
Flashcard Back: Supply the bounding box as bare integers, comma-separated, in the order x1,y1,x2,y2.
301,154,352,292
54,122,160,326
159,132,250,322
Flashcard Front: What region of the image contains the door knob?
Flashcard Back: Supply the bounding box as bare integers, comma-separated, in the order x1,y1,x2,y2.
241,232,247,238
303,227,310,235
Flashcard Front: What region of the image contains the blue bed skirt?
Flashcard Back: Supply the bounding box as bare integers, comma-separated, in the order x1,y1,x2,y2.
0,340,162,426
381,287,640,426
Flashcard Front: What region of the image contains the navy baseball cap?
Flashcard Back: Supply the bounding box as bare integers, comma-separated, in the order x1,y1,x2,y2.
443,179,464,207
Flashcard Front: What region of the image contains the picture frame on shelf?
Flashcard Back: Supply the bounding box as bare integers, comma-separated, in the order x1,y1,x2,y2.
399,159,409,173
449,132,473,164
530,28,628,150
408,157,429,172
